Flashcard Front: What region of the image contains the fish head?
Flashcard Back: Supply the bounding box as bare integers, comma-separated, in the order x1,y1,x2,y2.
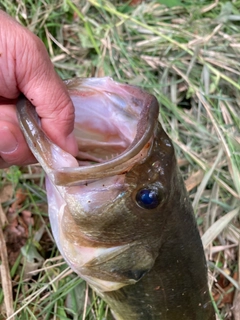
17,77,177,291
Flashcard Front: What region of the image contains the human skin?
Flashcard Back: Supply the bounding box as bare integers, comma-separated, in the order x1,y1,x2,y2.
0,10,78,168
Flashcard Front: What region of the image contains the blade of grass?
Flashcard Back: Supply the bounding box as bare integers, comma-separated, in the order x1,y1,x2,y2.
0,204,14,319
89,0,240,90
202,207,240,249
66,0,100,55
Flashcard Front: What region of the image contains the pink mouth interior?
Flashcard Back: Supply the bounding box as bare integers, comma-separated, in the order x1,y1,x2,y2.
70,92,139,165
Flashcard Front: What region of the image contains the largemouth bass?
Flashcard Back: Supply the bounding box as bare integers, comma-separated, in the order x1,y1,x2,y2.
17,77,215,320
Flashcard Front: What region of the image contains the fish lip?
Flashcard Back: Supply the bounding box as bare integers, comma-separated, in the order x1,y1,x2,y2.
53,78,159,186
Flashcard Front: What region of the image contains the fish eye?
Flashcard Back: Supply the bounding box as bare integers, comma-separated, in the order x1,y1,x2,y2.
136,187,162,209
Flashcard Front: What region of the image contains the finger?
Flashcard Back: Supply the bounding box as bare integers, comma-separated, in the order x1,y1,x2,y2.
0,124,36,167
0,157,11,169
0,104,36,167
15,32,78,156
0,154,36,169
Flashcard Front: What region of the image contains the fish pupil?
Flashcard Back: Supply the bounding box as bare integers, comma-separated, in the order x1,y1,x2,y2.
136,188,160,209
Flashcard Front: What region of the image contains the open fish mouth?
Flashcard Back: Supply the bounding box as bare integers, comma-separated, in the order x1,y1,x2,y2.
18,77,159,186
17,77,160,292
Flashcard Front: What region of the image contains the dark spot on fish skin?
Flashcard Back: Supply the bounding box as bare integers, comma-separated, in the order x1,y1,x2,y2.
85,183,88,186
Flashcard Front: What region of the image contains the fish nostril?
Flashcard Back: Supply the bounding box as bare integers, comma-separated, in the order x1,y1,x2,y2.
135,187,162,209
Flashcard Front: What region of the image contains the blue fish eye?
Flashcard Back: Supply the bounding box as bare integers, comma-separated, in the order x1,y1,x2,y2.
136,188,161,209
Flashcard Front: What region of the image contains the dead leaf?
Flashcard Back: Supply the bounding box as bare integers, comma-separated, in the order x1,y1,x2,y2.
21,210,34,227
177,158,189,167
0,184,14,204
185,170,204,192
4,209,34,267
0,201,8,226
11,188,27,211
214,272,237,307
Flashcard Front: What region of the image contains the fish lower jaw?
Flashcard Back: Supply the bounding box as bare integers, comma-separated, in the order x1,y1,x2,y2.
60,241,149,292
61,244,137,292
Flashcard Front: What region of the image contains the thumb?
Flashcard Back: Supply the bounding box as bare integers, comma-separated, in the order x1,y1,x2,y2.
14,22,78,155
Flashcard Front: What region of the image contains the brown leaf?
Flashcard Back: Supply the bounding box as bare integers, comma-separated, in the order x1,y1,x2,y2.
177,158,189,167
21,210,34,227
185,170,204,192
0,184,14,204
214,272,237,307
11,188,27,211
4,209,33,267
0,201,8,226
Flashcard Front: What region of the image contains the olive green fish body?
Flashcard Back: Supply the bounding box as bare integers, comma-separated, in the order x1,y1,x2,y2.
17,77,215,320
100,127,214,320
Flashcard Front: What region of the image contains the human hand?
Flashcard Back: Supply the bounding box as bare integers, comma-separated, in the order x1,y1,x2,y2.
0,10,78,169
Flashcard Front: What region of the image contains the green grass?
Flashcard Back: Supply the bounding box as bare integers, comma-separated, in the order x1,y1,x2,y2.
0,0,240,319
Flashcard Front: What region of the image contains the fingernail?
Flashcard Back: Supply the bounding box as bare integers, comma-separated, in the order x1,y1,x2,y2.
0,127,18,154
65,132,78,156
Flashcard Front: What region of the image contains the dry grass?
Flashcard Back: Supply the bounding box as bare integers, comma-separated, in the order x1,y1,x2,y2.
0,0,239,319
